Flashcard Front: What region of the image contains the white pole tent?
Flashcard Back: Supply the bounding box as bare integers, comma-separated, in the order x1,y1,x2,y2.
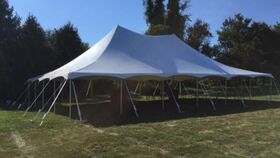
18,26,275,125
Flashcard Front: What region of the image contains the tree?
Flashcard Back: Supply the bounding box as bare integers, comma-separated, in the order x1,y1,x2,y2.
166,0,189,39
217,14,253,68
216,14,280,78
145,24,170,35
144,0,155,25
19,15,53,79
50,23,88,68
186,19,212,55
153,0,165,25
0,0,21,102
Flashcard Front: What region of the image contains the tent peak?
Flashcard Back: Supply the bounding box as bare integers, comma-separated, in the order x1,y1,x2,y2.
113,25,175,39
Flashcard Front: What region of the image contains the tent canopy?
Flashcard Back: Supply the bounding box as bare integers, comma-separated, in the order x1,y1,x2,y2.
32,25,273,82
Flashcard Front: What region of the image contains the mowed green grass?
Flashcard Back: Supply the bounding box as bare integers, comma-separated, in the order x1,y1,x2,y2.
1,108,280,158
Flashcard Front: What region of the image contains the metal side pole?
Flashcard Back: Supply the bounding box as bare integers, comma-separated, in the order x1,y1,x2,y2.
196,80,199,107
23,81,51,117
134,82,140,94
124,80,139,117
272,79,280,95
72,81,82,122
256,79,270,104
15,83,30,110
199,81,216,111
85,80,92,97
161,80,165,110
28,83,31,105
179,82,182,96
120,80,123,115
242,79,252,100
249,79,252,98
181,82,188,95
139,82,142,95
90,80,93,98
34,82,37,106
174,81,179,90
167,81,182,113
32,81,64,121
232,82,247,108
270,78,272,103
153,82,160,96
40,80,67,126
53,80,56,113
42,81,45,109
69,80,72,118
225,79,228,105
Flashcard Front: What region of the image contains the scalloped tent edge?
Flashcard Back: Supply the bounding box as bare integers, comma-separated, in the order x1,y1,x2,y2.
27,25,273,83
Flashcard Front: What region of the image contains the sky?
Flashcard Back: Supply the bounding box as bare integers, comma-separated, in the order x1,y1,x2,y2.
8,0,280,46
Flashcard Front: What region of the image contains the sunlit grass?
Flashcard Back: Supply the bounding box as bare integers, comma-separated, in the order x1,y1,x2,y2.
1,104,280,157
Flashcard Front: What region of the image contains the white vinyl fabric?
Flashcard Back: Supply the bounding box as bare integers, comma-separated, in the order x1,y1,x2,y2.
34,25,272,82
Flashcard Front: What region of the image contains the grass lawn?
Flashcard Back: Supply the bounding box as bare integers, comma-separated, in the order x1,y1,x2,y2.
1,106,280,157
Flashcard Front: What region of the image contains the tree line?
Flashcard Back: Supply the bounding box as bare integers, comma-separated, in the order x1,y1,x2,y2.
1,0,280,103
144,0,280,78
0,0,88,102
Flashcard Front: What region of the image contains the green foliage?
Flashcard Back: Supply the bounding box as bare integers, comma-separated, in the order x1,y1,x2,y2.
166,0,189,39
0,0,21,101
49,23,88,68
153,0,165,25
216,14,280,78
19,15,53,78
144,0,190,38
144,0,155,24
186,19,212,56
0,1,88,103
144,0,165,25
145,24,170,35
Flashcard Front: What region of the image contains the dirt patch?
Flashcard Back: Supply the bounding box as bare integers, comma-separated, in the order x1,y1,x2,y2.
11,130,33,158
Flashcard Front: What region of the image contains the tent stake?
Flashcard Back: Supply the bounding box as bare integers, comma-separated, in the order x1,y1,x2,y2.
23,80,50,117
124,80,139,117
40,80,67,126
72,81,82,122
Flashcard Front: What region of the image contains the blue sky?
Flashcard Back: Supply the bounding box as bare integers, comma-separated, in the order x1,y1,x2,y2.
8,0,280,46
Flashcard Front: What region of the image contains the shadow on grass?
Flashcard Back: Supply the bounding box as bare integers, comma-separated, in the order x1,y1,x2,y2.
53,98,280,127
